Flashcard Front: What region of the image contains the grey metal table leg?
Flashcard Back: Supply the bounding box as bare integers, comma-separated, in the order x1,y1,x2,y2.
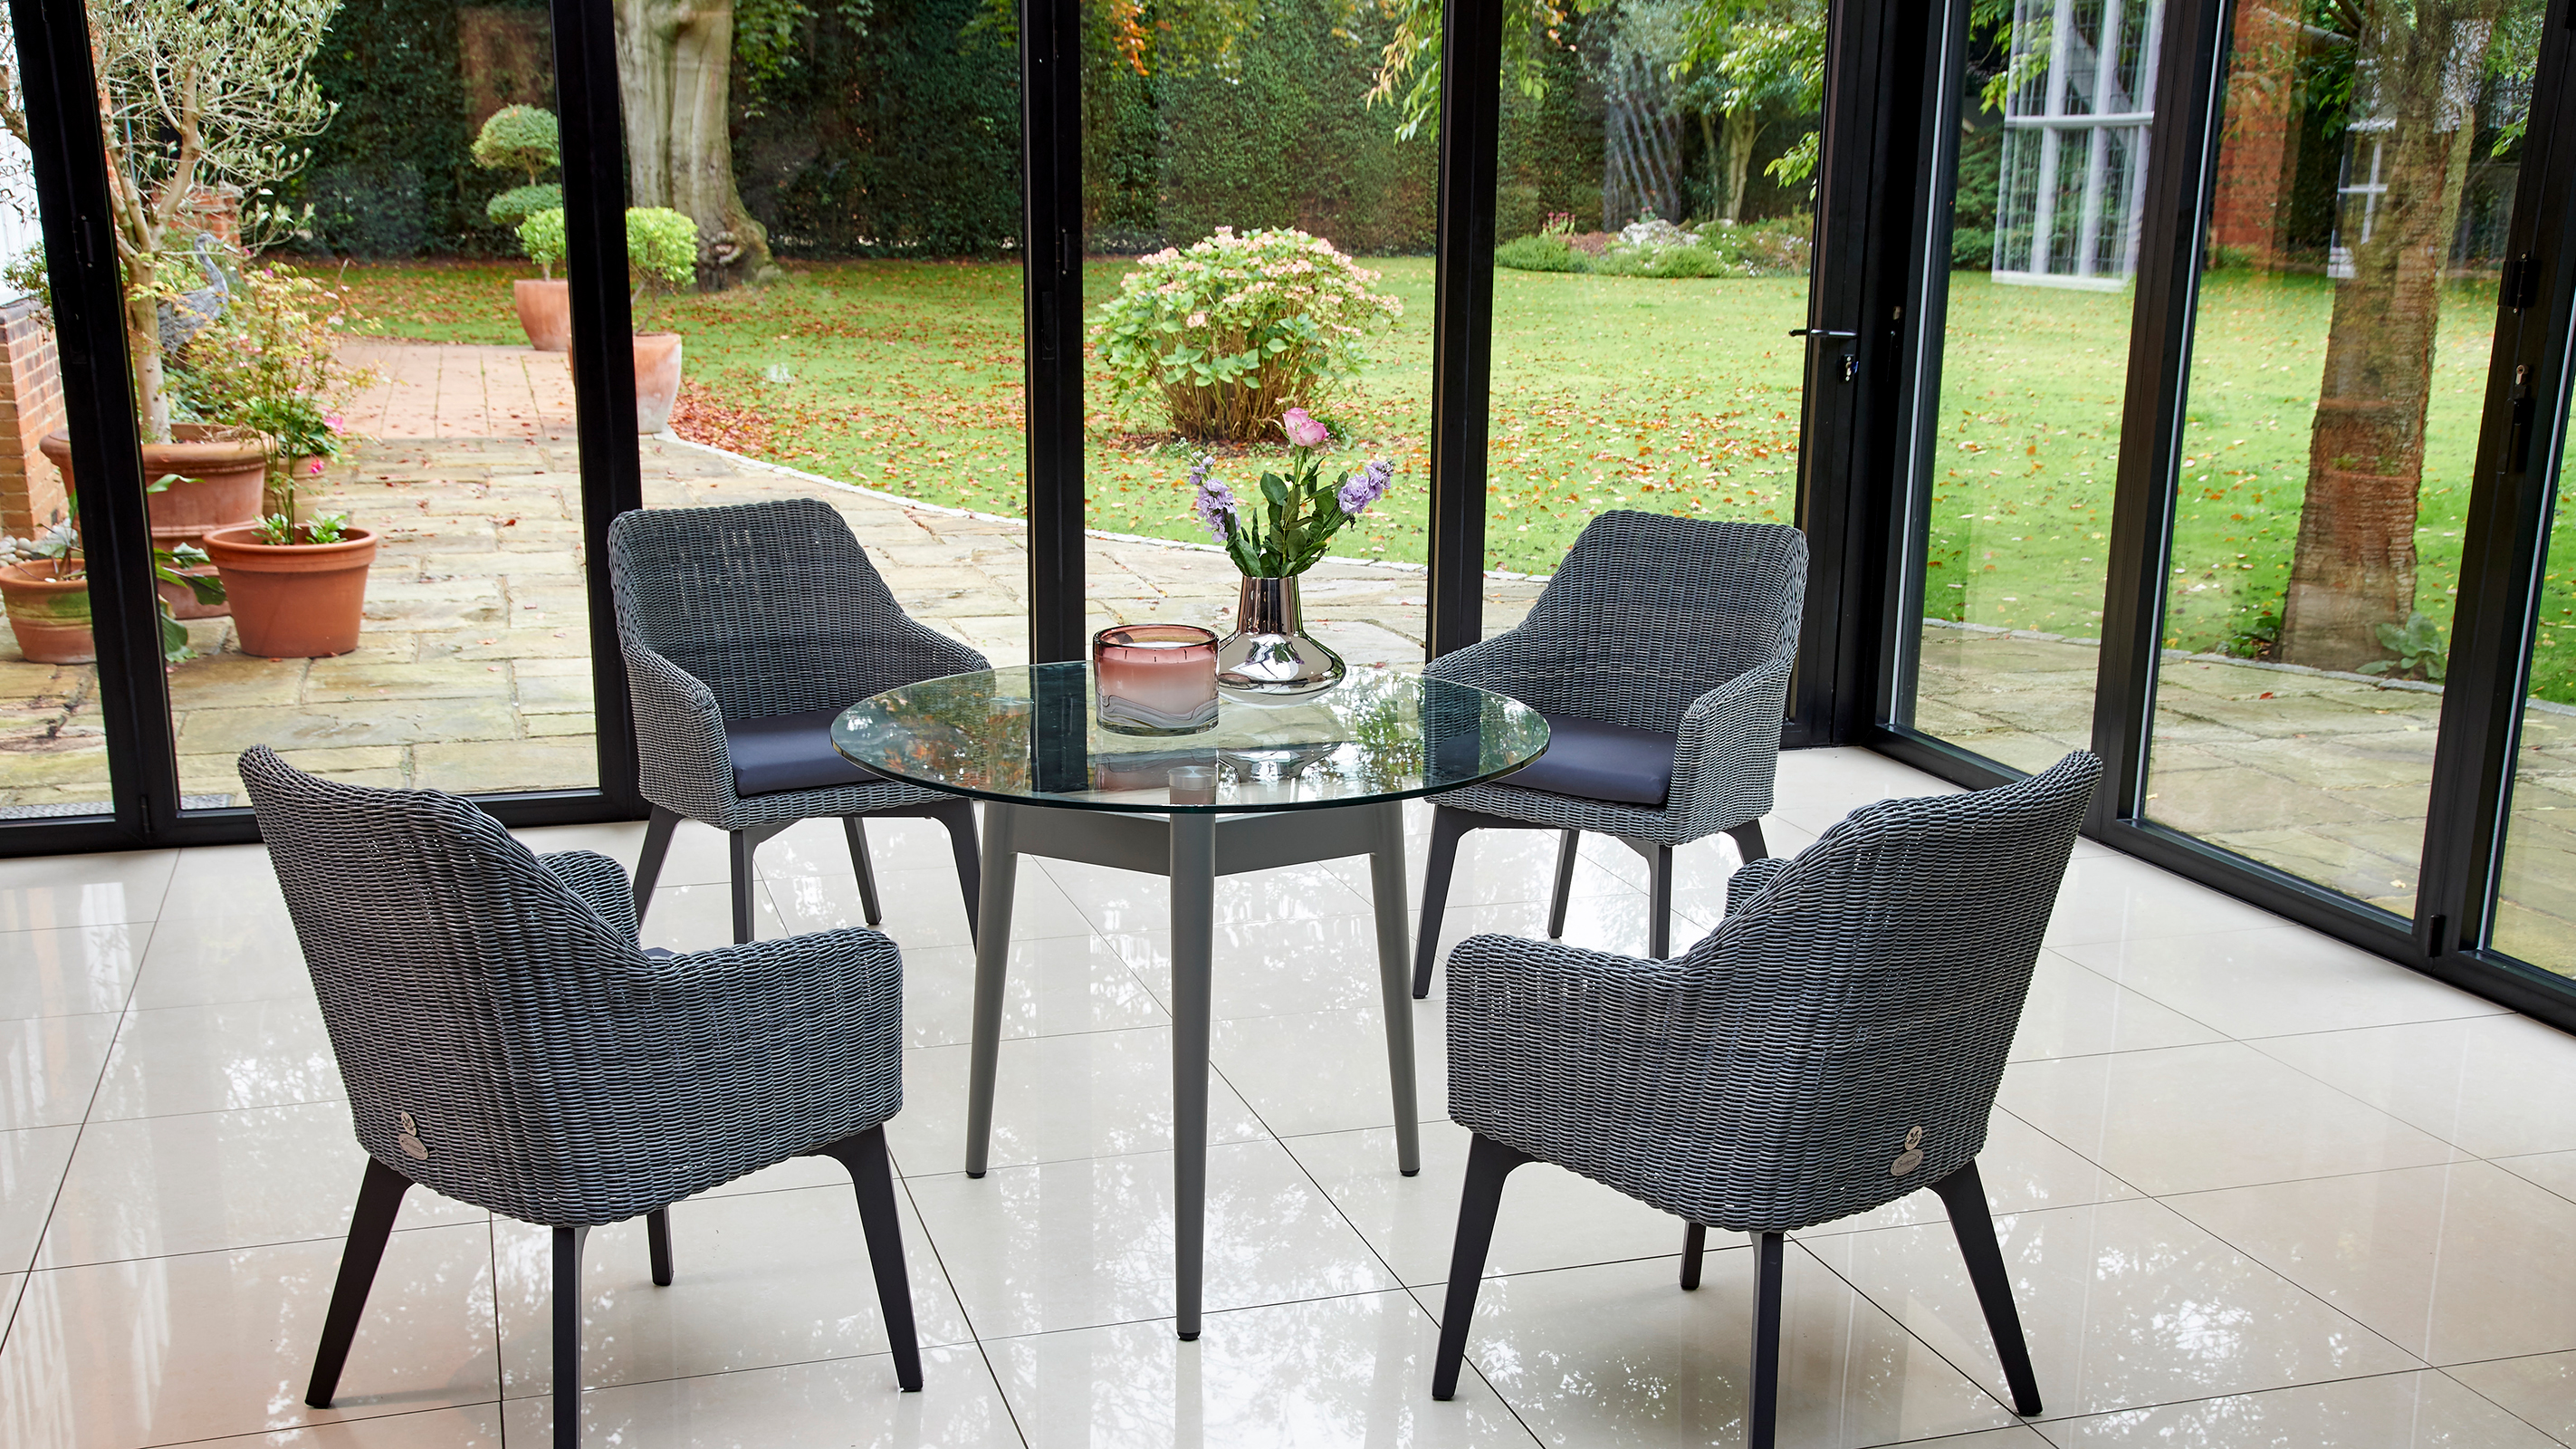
1366,801,1421,1176
964,803,1017,1179
1169,811,1216,1340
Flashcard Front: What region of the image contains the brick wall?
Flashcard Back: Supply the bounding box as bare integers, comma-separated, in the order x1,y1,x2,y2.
0,298,65,540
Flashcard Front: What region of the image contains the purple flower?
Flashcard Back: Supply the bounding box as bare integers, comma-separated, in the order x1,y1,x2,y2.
1337,456,1395,516
1282,408,1330,448
1189,456,1237,542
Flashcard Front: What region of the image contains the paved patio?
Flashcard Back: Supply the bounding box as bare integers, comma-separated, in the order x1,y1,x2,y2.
0,341,2565,973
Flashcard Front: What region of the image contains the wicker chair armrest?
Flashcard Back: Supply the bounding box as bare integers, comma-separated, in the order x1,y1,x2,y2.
630,926,906,1130
541,850,639,945
1724,856,1791,916
1670,646,1794,835
1419,628,1529,693
872,609,990,685
1444,931,1719,1178
621,638,740,822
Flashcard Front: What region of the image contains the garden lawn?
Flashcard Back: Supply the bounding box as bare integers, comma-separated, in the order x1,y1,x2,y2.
326,260,2569,699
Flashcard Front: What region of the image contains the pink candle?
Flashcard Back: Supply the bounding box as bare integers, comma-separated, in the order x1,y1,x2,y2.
1095,624,1221,736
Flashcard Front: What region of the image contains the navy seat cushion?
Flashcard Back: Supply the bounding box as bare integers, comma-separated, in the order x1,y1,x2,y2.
727,706,884,797
1499,714,1678,808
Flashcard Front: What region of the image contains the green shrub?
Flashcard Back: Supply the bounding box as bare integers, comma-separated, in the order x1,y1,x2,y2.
1494,235,1589,273
517,206,566,279
472,104,560,186
485,182,562,229
1091,226,1403,442
305,162,427,260
626,206,700,295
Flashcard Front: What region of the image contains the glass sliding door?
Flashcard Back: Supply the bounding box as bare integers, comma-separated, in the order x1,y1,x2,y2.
1897,0,2150,772
2492,385,2576,972
2140,0,2543,913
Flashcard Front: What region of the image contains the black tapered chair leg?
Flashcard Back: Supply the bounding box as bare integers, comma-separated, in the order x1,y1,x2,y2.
632,808,679,921
1680,1222,1707,1290
932,798,982,944
728,830,757,945
1748,1230,1786,1449
817,1125,923,1392
1648,843,1673,960
1432,1132,1533,1400
1933,1160,2043,1415
1412,808,1472,998
1545,829,1579,938
646,1207,674,1286
1729,820,1768,863
553,1223,588,1449
844,817,883,926
305,1156,413,1408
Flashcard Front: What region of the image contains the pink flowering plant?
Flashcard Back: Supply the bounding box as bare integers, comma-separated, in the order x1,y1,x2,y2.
170,264,376,531
1192,409,1396,577
1093,226,1403,443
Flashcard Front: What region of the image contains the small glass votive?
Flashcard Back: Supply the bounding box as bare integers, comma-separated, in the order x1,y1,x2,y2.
1094,624,1221,736
1167,764,1219,805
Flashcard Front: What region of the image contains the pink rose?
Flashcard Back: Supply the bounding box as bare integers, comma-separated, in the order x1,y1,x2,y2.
304,458,324,475
1282,408,1328,447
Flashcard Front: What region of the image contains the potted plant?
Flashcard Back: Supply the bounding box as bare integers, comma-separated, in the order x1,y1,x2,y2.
1188,409,1398,697
200,497,375,659
522,205,701,432
0,501,227,666
478,105,570,350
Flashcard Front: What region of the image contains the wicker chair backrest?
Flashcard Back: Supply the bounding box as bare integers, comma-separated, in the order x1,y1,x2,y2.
1501,511,1807,729
608,496,934,721
240,744,652,1223
1678,750,2101,1229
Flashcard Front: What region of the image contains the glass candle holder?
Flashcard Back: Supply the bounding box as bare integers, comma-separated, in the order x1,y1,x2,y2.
1094,624,1221,736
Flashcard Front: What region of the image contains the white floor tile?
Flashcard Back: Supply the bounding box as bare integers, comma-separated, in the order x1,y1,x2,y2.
0,1223,499,1448
906,1138,1400,1338
0,1124,77,1266
1801,1108,2144,1237
2447,1351,2576,1446
902,935,1166,1047
1041,858,1376,936
496,1346,1021,1447
2033,1368,2560,1446
2251,1015,2576,1159
138,1402,510,1448
157,843,292,921
2166,1161,2576,1367
128,910,317,1010
637,878,789,954
38,1102,481,1267
0,1012,117,1130
1115,913,1412,1022
776,862,1088,948
90,999,341,1121
0,925,140,1021
2054,927,2505,1038
1428,891,1705,969
0,849,177,931
1283,1118,1702,1285
1211,1001,1446,1138
2007,951,2228,1061
991,1290,1541,1447
1999,1041,2457,1196
2494,1150,2576,1208
493,1184,972,1394
1423,1248,2020,1447
887,1026,1268,1174
1803,1197,2422,1421
2044,858,2291,947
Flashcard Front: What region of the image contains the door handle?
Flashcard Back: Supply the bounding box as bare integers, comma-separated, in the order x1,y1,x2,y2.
1789,328,1857,339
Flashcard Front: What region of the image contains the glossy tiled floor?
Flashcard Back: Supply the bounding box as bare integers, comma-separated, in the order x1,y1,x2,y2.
3,746,2573,1447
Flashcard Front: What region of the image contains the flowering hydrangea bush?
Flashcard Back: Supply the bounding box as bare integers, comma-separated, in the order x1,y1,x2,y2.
1093,227,1403,443
1191,408,1396,577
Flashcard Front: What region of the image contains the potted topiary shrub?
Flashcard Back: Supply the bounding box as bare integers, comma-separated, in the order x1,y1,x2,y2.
476,105,570,350
522,205,700,432
0,502,227,665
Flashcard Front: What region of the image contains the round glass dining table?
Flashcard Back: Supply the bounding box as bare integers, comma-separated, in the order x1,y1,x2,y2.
835,661,1547,1339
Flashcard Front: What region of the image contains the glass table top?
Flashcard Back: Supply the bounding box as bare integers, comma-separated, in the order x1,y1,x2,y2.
832,663,1550,813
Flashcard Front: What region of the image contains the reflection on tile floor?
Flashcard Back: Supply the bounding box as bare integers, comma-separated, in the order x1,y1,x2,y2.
2,745,2572,1446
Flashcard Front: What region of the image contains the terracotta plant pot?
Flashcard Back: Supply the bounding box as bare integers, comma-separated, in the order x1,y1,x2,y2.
634,332,685,433
40,425,267,551
514,278,570,352
200,524,378,658
157,564,228,621
0,560,94,665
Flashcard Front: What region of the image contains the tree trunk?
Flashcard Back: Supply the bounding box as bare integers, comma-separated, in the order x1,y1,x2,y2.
1720,107,1757,224
2276,0,2496,671
612,0,771,288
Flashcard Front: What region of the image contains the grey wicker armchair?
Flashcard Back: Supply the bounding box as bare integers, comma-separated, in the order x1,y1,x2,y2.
1413,510,1807,996
238,746,923,1449
1431,751,2102,1448
608,497,987,945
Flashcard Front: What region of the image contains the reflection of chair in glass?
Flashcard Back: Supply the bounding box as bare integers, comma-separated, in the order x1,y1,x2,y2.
239,746,924,1448
609,498,986,945
1413,511,1808,994
1431,753,2102,1448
